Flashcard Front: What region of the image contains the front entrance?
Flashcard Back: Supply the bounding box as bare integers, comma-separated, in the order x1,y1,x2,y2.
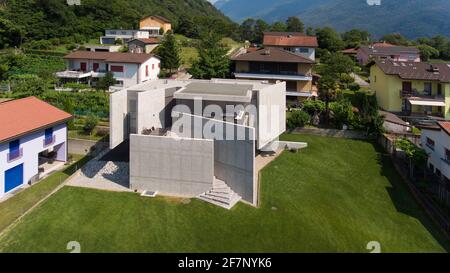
5,164,24,193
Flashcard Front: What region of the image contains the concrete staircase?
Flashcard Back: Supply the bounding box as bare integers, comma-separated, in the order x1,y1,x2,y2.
197,178,241,210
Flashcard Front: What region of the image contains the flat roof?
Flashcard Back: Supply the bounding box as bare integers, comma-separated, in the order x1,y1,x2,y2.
0,97,72,143
174,82,254,102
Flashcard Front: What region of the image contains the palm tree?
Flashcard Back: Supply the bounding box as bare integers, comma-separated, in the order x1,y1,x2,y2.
318,74,339,125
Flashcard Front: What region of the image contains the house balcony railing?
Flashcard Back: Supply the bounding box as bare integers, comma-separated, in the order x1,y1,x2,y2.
399,89,443,100
7,148,23,163
234,71,312,81
43,135,56,147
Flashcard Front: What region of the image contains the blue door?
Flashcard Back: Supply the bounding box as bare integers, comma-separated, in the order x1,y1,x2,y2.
5,164,23,193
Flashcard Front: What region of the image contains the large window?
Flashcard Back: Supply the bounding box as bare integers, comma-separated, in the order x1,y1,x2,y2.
8,139,22,162
44,128,55,146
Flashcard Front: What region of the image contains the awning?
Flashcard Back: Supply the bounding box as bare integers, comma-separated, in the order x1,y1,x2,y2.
408,99,446,107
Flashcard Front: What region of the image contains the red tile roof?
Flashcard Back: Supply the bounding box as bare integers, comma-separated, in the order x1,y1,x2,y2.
0,97,72,143
263,32,318,48
438,121,450,135
64,51,159,64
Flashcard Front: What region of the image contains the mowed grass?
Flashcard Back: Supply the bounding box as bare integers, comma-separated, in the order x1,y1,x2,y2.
0,135,448,253
0,154,87,233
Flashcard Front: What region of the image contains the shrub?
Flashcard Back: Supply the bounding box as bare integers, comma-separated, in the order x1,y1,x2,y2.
302,100,325,115
330,100,354,129
83,114,98,134
348,82,360,91
66,43,77,51
287,110,310,129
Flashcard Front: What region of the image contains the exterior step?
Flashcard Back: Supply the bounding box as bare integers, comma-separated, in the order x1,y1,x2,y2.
197,179,241,210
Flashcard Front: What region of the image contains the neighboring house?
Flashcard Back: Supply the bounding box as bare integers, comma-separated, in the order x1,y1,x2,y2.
419,121,450,193
139,15,172,35
231,48,316,99
357,44,420,65
262,32,318,61
231,32,317,100
100,29,150,45
0,97,71,199
127,38,161,54
56,51,160,89
379,110,411,134
369,59,450,120
85,44,122,52
110,79,288,209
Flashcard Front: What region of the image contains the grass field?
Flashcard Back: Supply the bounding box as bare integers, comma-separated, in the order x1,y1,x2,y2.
0,135,448,253
0,154,86,233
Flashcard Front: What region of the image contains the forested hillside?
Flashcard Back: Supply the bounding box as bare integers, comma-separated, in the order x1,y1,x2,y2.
215,0,450,39
0,0,231,42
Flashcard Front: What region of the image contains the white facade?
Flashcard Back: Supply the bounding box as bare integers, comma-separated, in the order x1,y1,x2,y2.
284,47,315,61
62,57,160,89
421,127,450,180
104,30,150,40
0,123,67,198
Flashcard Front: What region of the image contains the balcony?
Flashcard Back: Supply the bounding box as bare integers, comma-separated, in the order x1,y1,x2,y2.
43,135,56,147
234,71,312,81
56,70,92,79
7,148,23,163
399,89,443,100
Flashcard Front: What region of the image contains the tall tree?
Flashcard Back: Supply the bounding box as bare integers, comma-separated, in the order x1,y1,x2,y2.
157,31,181,73
417,44,439,61
177,16,197,38
318,74,340,125
380,33,410,46
189,32,230,79
286,17,304,33
254,19,269,44
315,27,344,52
270,21,287,32
0,18,23,49
342,29,370,48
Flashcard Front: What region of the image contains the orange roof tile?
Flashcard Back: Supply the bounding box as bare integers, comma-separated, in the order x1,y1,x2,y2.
438,121,450,135
263,32,318,48
0,97,72,143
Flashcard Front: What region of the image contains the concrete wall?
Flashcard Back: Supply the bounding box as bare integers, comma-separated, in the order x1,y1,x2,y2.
136,88,166,134
0,123,67,197
110,89,128,149
130,134,214,197
257,82,286,150
68,138,108,156
172,113,257,205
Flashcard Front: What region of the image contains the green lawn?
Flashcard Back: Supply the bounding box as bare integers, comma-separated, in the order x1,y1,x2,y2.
0,136,448,253
0,154,87,233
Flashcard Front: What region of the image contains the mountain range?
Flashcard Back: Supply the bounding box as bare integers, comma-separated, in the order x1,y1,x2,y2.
212,0,450,39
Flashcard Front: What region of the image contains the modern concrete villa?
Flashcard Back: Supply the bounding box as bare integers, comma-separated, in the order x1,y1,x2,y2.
109,79,294,209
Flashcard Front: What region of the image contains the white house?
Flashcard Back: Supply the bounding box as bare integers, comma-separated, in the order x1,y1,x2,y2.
0,97,72,199
56,51,160,90
100,29,151,45
420,121,450,182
